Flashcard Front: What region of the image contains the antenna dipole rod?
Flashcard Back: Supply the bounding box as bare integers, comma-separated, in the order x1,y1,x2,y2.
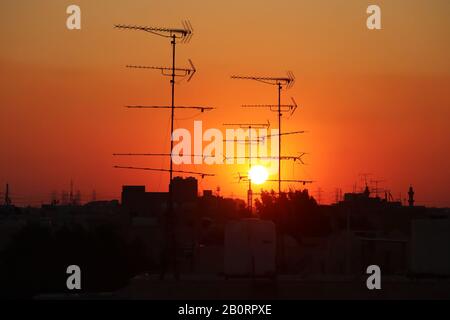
222,121,270,128
114,166,214,177
126,105,214,112
231,72,295,88
113,153,211,158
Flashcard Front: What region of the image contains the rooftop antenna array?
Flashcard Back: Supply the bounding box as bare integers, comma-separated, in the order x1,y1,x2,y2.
231,72,305,195
114,20,213,280
222,121,270,214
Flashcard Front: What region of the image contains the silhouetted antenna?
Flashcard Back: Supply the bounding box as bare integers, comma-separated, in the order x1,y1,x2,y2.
231,71,300,195
113,153,214,161
237,175,313,186
223,138,263,144
223,120,270,128
114,19,210,280
114,166,214,179
114,20,193,42
370,179,386,198
265,179,313,185
223,121,271,213
359,173,372,191
243,97,299,117
231,71,295,88
127,59,197,82
260,130,306,141
226,153,308,164
126,105,214,112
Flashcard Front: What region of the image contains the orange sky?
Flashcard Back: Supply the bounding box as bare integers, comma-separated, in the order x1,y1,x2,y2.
1,0,449,206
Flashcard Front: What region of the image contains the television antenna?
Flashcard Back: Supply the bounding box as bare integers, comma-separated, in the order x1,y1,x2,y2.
114,20,212,280
238,175,314,186
231,72,299,195
223,121,270,213
114,166,214,179
226,152,308,165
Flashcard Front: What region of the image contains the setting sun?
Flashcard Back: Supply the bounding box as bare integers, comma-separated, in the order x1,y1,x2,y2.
248,165,269,185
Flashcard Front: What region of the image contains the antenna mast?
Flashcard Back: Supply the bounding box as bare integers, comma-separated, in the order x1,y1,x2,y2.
114,20,212,280
223,121,270,214
231,72,297,195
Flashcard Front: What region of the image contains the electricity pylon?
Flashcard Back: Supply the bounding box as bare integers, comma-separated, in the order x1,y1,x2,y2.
231,72,297,195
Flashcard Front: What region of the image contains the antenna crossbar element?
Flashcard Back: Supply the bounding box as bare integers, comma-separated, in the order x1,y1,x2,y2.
243,97,299,116
231,71,295,88
223,139,263,144
226,153,307,164
222,122,271,213
114,20,193,42
114,166,214,179
260,130,306,141
266,179,313,184
113,153,214,161
236,174,313,185
126,105,214,112
127,59,196,81
222,120,270,129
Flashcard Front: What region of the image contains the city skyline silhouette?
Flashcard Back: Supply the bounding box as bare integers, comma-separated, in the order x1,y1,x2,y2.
1,1,449,208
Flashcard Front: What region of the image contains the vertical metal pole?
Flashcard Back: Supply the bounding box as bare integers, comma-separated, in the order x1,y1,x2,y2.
248,126,252,214
278,83,282,196
170,35,176,192
162,34,178,280
277,83,286,272
171,34,179,279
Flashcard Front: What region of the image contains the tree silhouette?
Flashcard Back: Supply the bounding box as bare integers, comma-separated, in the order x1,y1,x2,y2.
255,189,331,241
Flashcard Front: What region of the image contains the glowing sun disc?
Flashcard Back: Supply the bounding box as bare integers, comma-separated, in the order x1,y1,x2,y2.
249,165,269,185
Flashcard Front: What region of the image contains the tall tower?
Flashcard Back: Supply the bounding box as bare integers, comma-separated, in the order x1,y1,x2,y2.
408,185,415,207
